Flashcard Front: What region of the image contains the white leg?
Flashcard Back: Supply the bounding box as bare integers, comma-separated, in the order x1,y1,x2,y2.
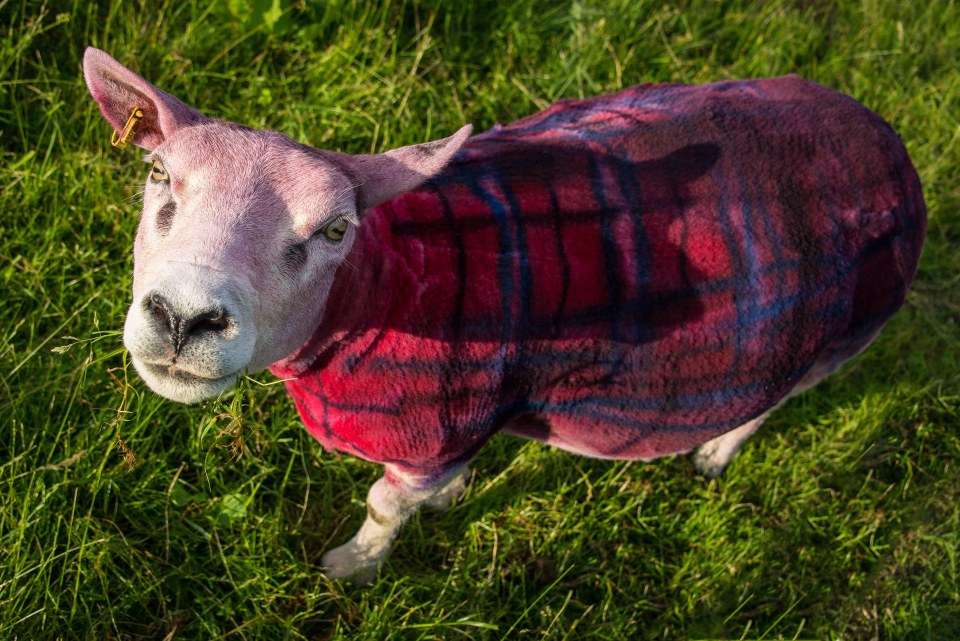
322,465,466,582
692,412,770,479
424,466,470,510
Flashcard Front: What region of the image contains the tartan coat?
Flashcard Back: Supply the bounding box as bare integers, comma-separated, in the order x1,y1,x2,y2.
269,75,925,482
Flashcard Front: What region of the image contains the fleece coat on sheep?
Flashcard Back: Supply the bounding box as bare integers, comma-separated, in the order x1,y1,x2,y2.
269,75,925,481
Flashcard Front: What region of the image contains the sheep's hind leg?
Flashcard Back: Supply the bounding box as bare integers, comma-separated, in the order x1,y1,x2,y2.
322,465,466,582
692,411,771,479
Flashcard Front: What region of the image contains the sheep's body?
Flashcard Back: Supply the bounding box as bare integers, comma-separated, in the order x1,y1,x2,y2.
83,47,924,581
270,76,925,483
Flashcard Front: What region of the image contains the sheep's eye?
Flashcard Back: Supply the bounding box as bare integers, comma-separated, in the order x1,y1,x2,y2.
317,217,349,242
150,159,170,183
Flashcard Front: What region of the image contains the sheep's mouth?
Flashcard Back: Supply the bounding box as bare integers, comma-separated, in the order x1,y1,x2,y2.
131,357,241,404
138,360,241,386
140,360,228,381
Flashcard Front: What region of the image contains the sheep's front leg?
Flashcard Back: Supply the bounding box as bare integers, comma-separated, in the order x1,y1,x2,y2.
322,465,467,582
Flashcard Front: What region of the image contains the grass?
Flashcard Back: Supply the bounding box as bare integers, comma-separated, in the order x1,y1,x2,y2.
1,0,958,638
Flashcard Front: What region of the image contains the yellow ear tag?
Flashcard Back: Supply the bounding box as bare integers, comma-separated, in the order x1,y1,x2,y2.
111,107,144,149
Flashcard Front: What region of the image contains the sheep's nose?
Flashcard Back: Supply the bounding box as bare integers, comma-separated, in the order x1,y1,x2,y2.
145,293,231,355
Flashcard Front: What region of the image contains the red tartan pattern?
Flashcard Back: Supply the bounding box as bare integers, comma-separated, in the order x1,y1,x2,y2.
269,76,925,479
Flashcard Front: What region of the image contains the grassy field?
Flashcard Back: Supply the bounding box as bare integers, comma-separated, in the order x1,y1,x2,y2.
1,0,959,639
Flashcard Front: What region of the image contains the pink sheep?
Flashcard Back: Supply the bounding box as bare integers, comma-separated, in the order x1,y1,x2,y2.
83,48,925,580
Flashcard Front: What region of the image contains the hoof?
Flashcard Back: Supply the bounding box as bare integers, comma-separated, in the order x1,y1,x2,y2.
691,445,729,479
322,541,382,584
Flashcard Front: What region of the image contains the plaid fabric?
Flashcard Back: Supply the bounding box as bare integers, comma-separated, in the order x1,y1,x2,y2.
270,76,925,479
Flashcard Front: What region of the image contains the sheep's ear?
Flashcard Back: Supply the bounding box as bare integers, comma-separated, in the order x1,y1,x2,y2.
83,47,208,151
350,125,473,209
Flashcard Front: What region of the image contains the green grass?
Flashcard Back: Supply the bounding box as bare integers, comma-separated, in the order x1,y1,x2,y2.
2,0,959,638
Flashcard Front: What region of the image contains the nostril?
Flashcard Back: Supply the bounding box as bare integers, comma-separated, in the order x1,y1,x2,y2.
179,308,231,354
189,309,230,334
146,293,173,330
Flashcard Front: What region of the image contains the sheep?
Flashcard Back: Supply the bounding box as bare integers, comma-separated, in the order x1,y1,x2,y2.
82,47,926,581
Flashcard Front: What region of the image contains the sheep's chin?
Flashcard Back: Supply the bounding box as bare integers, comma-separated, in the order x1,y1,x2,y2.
131,357,239,404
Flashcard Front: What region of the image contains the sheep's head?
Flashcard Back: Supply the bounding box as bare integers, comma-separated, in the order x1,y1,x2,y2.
83,48,470,403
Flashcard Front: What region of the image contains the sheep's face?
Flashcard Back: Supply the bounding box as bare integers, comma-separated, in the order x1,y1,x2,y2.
122,125,359,403
83,48,469,403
